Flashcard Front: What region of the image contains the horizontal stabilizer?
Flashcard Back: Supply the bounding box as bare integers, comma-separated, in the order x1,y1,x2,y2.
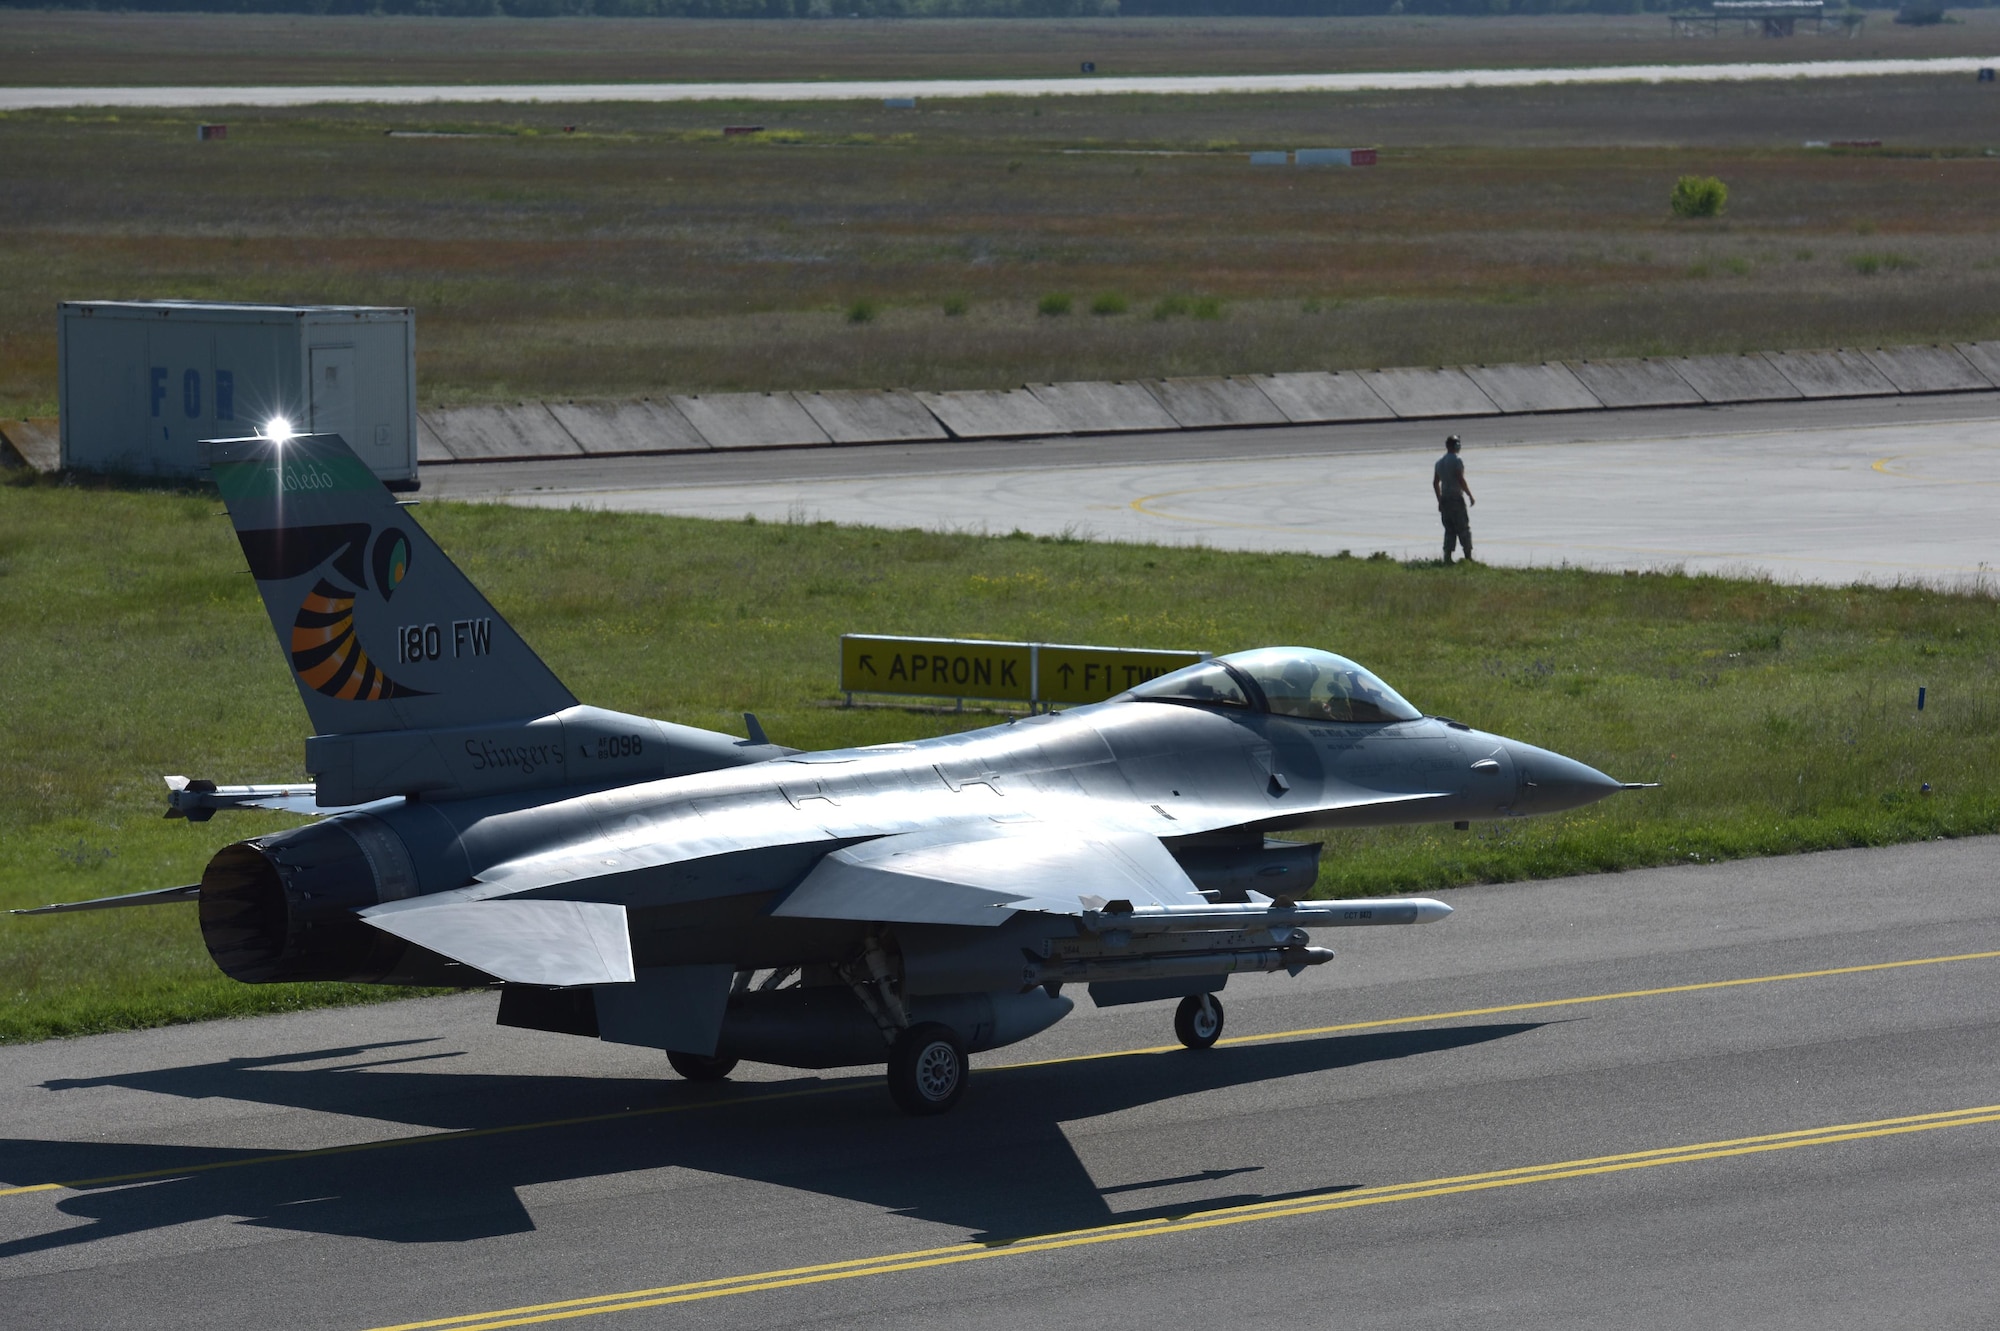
11,884,201,916
359,898,634,986
775,824,1208,927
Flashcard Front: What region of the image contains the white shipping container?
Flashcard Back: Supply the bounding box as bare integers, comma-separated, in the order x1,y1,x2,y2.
58,300,418,488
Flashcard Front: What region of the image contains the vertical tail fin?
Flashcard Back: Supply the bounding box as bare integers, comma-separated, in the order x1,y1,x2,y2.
210,432,576,735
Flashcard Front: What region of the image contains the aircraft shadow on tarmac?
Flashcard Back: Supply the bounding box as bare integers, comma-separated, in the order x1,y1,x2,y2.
2,1022,1541,1257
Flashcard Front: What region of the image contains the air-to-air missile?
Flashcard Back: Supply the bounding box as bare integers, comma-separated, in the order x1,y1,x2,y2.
16,430,1643,1115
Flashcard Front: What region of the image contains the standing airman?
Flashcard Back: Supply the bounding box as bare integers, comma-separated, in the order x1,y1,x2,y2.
1433,434,1475,564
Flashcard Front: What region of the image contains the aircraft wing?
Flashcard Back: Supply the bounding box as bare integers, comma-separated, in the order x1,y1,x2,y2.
771,823,1210,927
1233,787,1458,834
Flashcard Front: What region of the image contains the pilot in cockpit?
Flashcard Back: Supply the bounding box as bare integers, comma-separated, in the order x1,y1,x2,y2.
1277,659,1334,720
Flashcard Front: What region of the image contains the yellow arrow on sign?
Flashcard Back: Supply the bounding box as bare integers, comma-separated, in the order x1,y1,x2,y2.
1035,644,1206,705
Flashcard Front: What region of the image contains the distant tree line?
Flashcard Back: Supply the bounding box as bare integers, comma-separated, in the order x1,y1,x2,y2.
0,0,1972,16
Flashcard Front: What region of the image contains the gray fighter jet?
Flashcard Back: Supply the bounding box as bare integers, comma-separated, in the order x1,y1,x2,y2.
19,432,1640,1114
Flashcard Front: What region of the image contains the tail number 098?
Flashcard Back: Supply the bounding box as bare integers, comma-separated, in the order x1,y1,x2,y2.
596,734,644,759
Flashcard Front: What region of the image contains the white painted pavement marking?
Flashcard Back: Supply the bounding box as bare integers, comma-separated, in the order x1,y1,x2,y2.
499,415,2000,587
4,56,1996,110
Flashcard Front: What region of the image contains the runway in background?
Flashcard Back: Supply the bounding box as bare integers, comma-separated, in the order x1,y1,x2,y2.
456,393,2000,588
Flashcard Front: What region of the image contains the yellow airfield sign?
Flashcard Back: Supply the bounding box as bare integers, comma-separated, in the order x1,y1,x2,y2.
840,635,1205,707
1033,644,1204,705
841,636,1033,703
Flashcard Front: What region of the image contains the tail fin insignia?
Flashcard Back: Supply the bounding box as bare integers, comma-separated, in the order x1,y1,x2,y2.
209,432,576,735
290,579,429,702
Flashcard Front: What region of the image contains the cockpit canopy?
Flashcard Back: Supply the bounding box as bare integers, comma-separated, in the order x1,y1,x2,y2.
1124,647,1422,723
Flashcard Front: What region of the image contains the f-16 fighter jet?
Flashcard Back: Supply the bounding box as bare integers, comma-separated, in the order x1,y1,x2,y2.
19,431,1641,1114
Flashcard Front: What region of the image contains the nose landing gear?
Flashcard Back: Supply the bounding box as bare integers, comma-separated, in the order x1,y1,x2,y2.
1174,992,1224,1049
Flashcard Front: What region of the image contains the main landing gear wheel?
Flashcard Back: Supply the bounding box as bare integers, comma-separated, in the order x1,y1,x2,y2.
667,1050,739,1082
1175,993,1224,1050
887,1022,968,1116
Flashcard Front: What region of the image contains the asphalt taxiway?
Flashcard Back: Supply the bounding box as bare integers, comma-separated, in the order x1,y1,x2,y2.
4,835,1997,1330
428,392,2000,588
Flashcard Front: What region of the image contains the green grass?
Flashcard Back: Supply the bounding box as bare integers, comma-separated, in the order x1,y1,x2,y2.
8,80,2000,416
4,479,1997,1042
1851,252,1919,275
1670,173,1729,219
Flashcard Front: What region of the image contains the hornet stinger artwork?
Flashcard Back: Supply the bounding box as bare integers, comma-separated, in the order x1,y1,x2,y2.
19,431,1645,1115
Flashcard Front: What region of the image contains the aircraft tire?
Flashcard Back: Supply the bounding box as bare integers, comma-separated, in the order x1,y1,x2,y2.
887,1022,968,1116
666,1050,739,1082
1174,993,1225,1050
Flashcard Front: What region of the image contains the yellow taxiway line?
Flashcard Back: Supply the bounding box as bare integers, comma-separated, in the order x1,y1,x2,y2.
1000,947,2000,1070
363,1101,2000,1331
1872,453,2000,485
3,947,1996,1202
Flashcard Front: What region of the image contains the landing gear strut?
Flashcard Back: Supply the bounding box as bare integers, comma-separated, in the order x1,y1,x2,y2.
887,1022,967,1116
667,1050,739,1082
1174,992,1224,1050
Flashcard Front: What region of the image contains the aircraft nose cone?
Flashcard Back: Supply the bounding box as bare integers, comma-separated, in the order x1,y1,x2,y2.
1509,743,1623,815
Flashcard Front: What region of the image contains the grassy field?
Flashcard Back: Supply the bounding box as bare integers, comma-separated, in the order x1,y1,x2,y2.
3,476,1995,1042
4,13,2000,416
5,78,2000,416
4,11,1995,87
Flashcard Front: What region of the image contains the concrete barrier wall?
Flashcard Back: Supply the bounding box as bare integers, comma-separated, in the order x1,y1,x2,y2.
672,393,831,449
1566,358,1704,408
1672,354,1801,405
415,415,455,464
21,342,1998,475
1028,381,1180,434
1362,367,1500,419
1255,371,1394,423
916,388,1069,439
1955,342,2000,386
548,399,708,454
1864,345,1991,394
1463,363,1602,414
797,390,949,445
0,417,61,471
424,404,582,460
1144,376,1287,429
1765,349,1896,399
